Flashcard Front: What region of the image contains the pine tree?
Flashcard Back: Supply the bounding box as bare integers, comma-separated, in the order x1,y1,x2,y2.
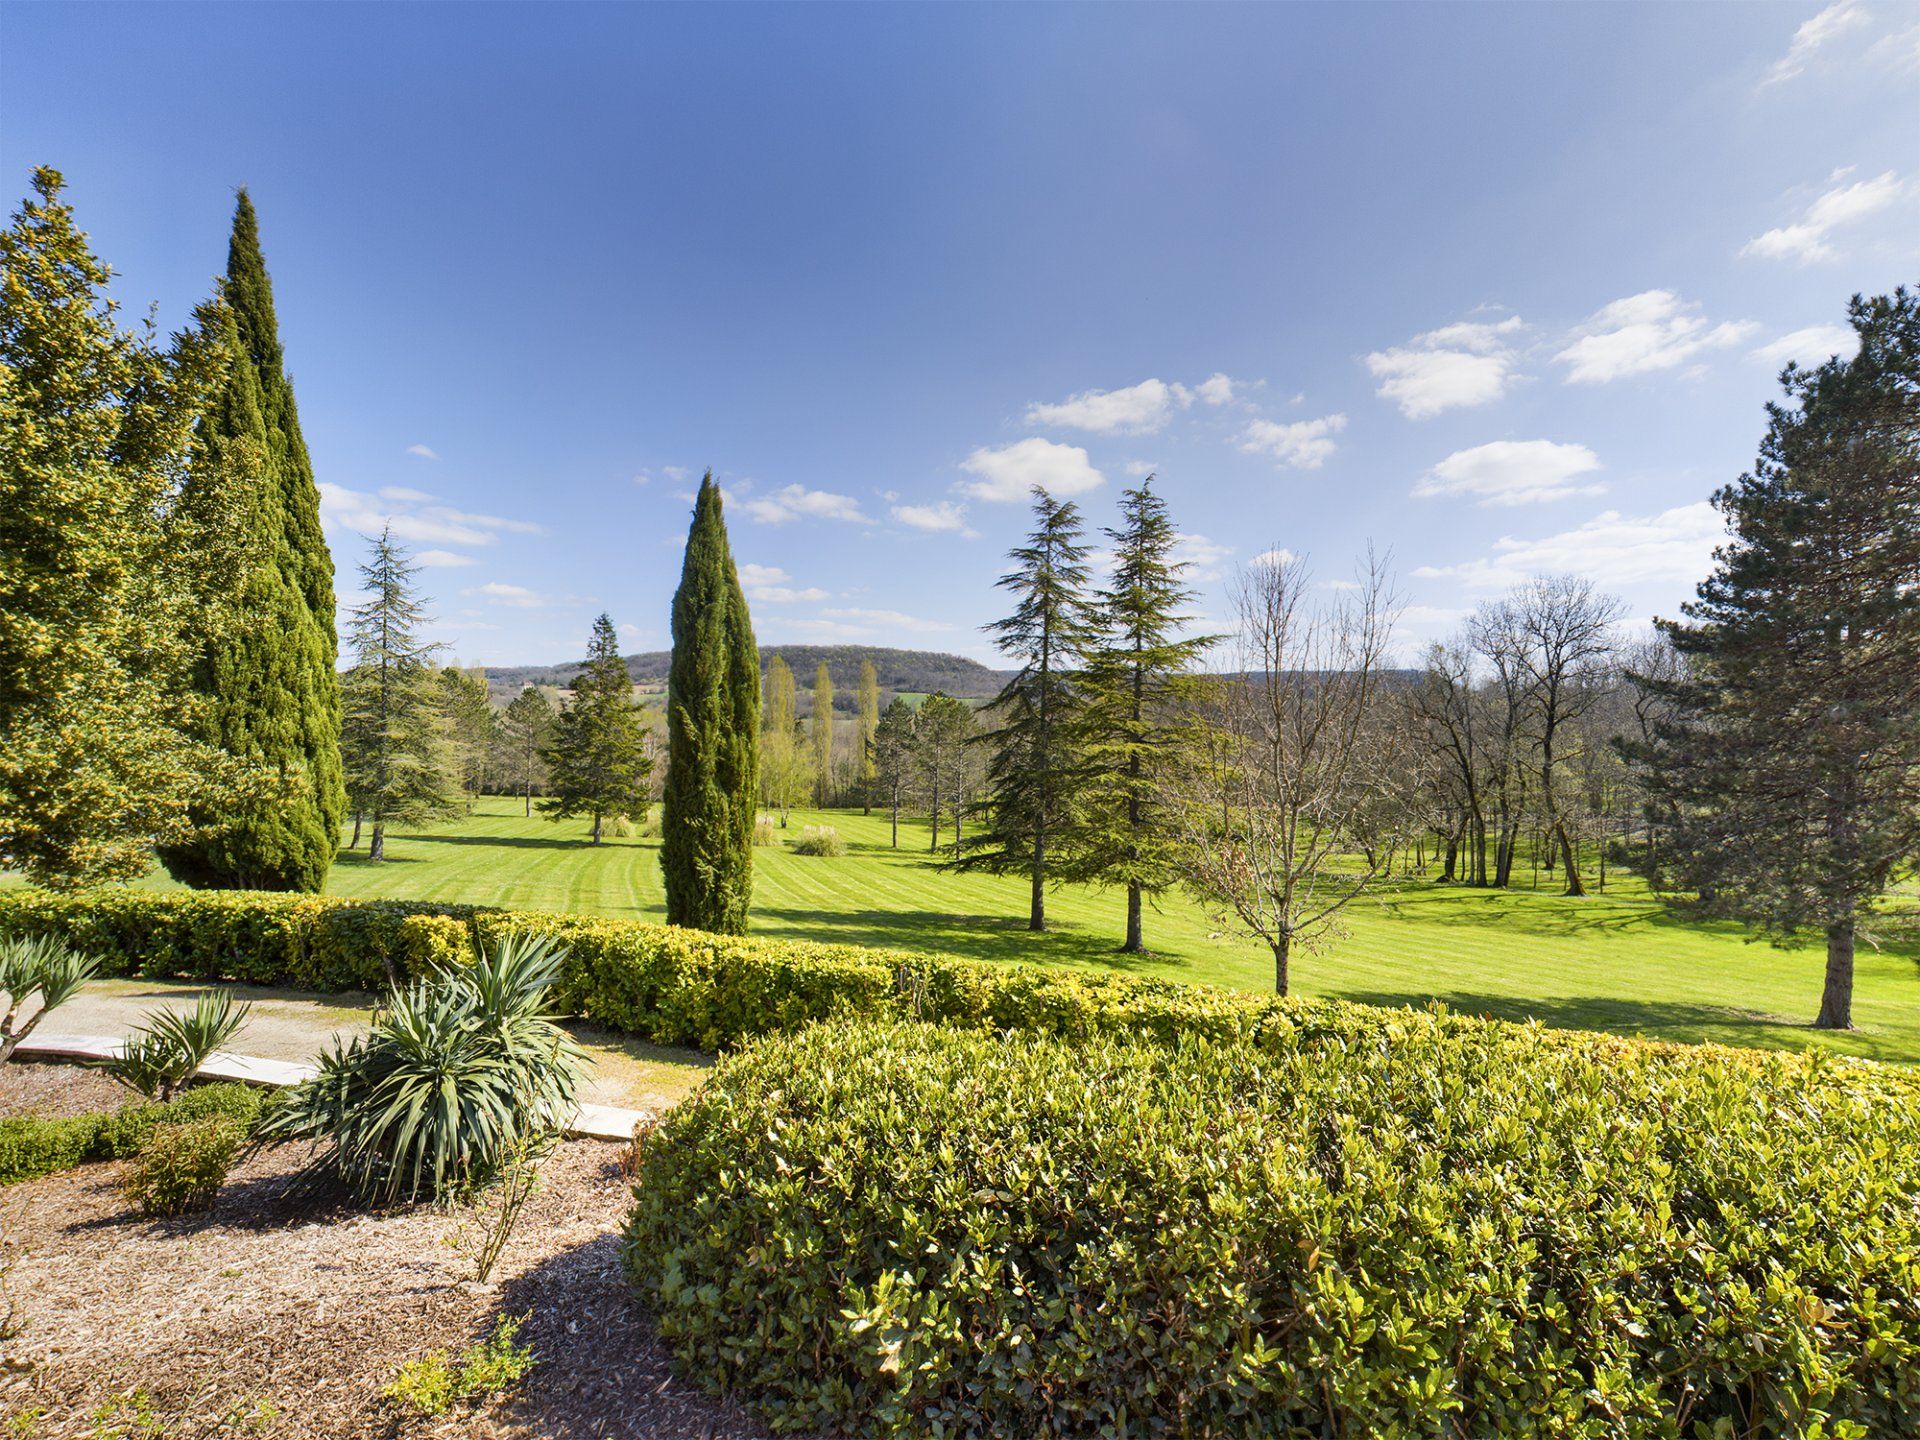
0,168,233,887
955,487,1093,929
810,661,835,805
158,190,343,891
913,692,977,856
339,528,460,861
872,696,917,848
856,658,880,813
541,614,650,843
1070,478,1214,952
662,475,760,933
1628,289,1920,1030
499,686,555,816
437,665,495,813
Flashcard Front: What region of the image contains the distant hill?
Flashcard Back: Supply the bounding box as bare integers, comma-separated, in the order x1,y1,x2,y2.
485,645,1012,710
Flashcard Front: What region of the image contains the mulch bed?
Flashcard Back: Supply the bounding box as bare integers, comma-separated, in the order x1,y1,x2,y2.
0,1068,776,1439
0,1061,128,1119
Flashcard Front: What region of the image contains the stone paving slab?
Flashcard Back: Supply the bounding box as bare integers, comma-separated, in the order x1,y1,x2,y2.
12,1033,646,1142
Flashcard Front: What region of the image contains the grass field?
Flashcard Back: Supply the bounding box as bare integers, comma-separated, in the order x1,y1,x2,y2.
256,797,1917,1065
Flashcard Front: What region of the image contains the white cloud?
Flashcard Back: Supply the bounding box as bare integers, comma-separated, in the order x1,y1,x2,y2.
1026,377,1193,434
1195,373,1237,406
319,483,541,547
466,582,559,609
958,437,1104,502
1173,533,1233,581
737,562,829,603
1414,502,1725,591
405,443,439,460
1366,315,1523,418
1238,413,1347,470
1414,440,1605,507
416,549,478,568
1742,171,1902,262
891,500,978,537
1122,460,1157,478
380,486,436,503
1554,291,1757,383
1252,547,1298,567
1752,323,1861,368
1871,21,1920,73
1764,0,1870,84
820,607,952,633
739,484,871,525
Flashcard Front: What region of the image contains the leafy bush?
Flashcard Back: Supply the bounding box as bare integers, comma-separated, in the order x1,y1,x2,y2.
787,825,845,857
627,1020,1920,1439
260,933,583,1204
0,933,99,1062
384,1315,536,1416
108,988,249,1100
0,1081,262,1185
123,1114,246,1216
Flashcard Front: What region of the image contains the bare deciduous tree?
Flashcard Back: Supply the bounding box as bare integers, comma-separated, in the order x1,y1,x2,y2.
1174,551,1418,995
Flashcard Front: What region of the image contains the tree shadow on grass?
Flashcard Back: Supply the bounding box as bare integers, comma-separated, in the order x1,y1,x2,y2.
748,905,1200,975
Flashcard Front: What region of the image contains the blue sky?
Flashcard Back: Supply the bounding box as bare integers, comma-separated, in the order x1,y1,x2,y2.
5,2,1917,667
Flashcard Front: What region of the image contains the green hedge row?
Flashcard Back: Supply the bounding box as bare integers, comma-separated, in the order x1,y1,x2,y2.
0,1081,263,1185
625,1020,1920,1440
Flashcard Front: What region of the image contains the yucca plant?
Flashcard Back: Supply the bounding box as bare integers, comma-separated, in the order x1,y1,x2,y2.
109,988,251,1101
261,932,584,1204
0,934,100,1063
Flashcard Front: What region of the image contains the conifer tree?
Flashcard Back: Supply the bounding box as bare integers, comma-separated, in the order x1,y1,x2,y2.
913,692,977,856
872,696,917,848
1628,289,1920,1030
499,686,555,816
955,488,1093,930
160,189,343,892
437,665,494,813
542,614,650,843
0,168,233,886
1070,478,1213,952
339,528,460,861
856,658,880,813
810,661,835,805
662,475,760,933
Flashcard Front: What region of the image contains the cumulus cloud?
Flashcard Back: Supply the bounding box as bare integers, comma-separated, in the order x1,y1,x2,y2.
1366,315,1523,418
416,549,478,568
466,581,561,609
737,563,829,603
1414,440,1605,507
1194,373,1237,406
891,500,978,537
1414,502,1725,591
319,483,541,547
1237,414,1347,469
1026,377,1193,434
1742,171,1903,262
958,437,1104,502
405,443,439,460
1764,0,1870,84
1752,323,1861,368
1172,533,1233,582
1554,291,1757,383
739,484,871,525
1122,460,1157,478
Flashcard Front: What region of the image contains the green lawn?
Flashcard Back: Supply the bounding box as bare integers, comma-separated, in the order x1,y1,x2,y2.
147,797,1920,1064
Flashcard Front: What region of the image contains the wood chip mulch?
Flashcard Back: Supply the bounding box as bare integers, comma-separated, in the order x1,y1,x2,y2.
0,1068,781,1440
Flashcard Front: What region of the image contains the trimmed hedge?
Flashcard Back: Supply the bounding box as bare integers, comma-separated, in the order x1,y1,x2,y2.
0,1081,263,1185
625,1020,1920,1439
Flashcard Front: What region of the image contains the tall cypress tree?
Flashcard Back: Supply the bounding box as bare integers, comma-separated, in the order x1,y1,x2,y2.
1627,289,1920,1030
955,487,1094,930
662,475,760,932
1069,478,1213,953
160,189,343,891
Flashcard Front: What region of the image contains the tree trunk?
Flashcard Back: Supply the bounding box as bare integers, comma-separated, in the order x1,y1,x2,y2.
1814,917,1855,1029
369,819,385,862
1557,823,1584,897
524,786,531,818
1121,882,1143,953
1272,933,1290,996
890,791,899,848
349,813,362,850
1029,833,1046,931
591,811,603,845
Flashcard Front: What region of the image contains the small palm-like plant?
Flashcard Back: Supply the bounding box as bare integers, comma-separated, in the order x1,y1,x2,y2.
109,988,250,1101
262,932,584,1205
0,935,100,1063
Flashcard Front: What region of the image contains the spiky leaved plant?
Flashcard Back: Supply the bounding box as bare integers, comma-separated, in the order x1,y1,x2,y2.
262,932,584,1205
0,934,99,1062
108,988,250,1101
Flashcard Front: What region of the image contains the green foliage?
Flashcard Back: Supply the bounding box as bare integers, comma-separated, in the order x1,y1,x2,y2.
759,654,811,818
438,664,496,812
122,1113,245,1216
541,614,650,843
158,190,343,894
0,932,99,1061
627,1019,1920,1439
259,932,583,1203
662,474,760,933
497,684,555,813
384,1314,536,1416
0,1081,261,1185
108,988,249,1101
450,1129,553,1283
0,166,234,886
788,825,845,857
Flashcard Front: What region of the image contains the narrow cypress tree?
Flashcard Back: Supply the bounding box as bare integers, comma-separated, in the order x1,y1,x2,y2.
1070,478,1214,953
542,614,650,843
955,487,1094,930
160,189,343,891
1627,289,1920,1030
662,475,760,933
